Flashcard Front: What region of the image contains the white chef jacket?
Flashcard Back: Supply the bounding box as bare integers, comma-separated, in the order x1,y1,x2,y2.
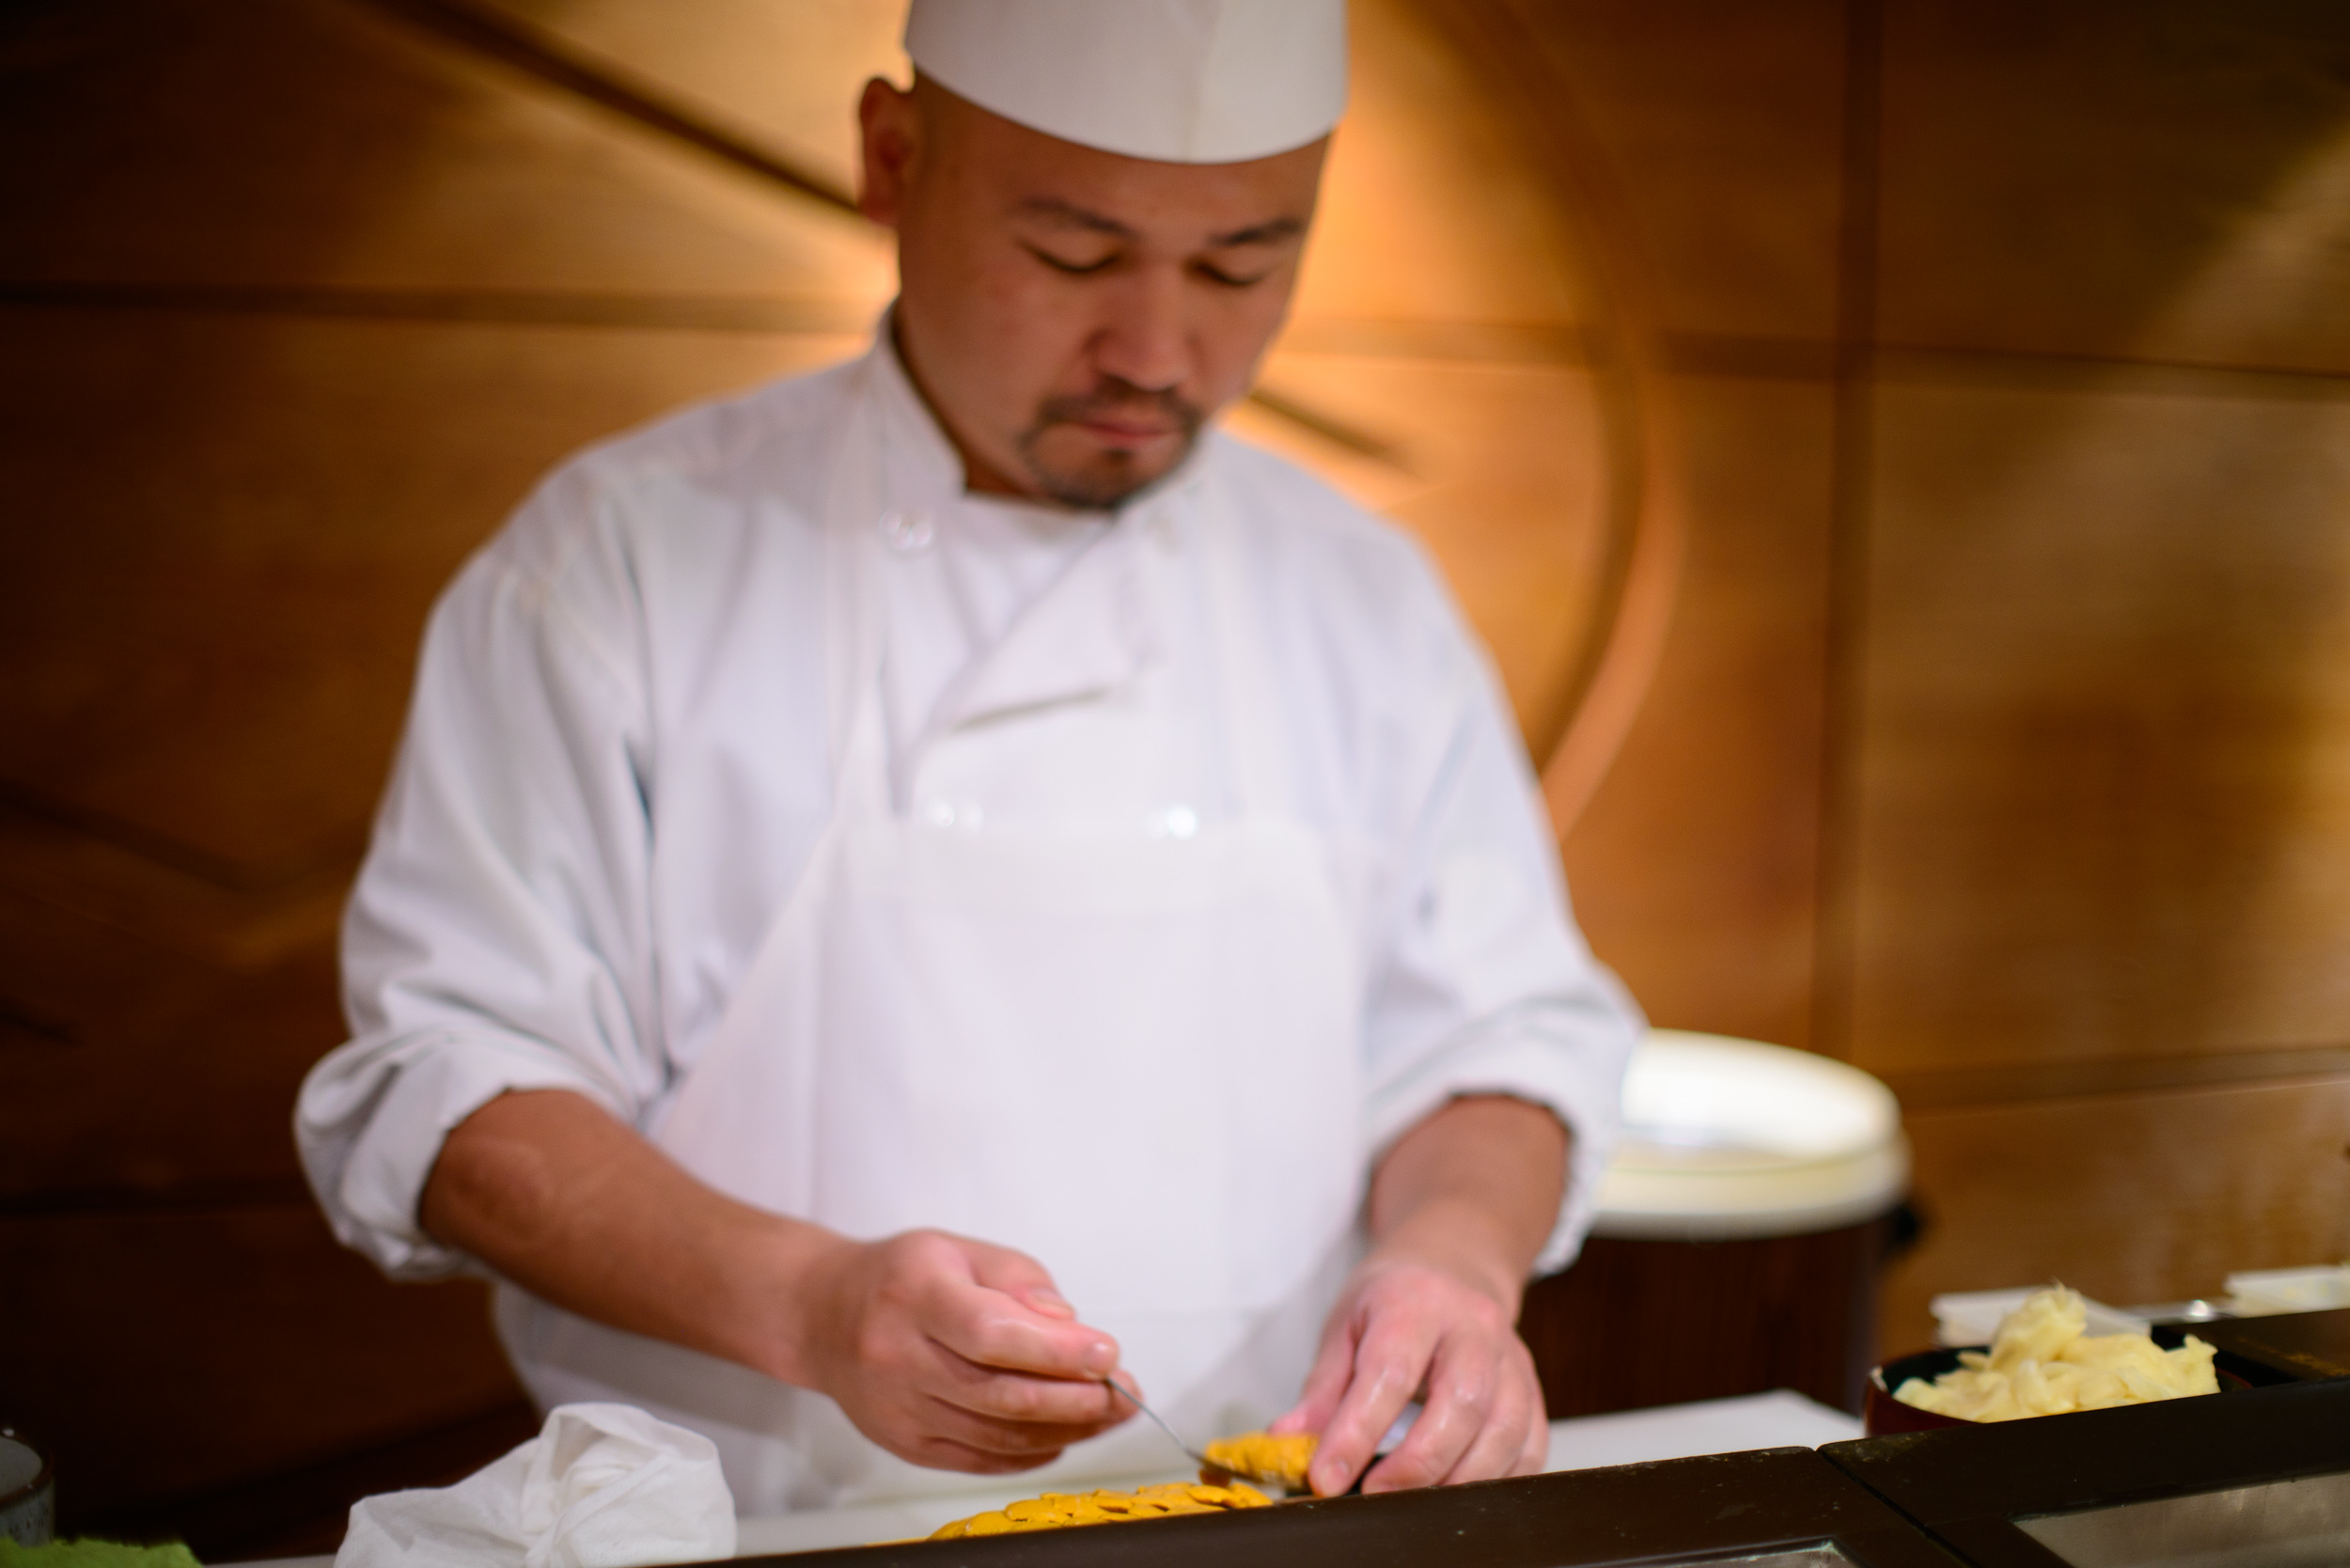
297,328,1639,1292
876,487,1100,772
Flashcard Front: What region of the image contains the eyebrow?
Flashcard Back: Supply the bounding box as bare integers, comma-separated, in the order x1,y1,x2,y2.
1013,196,1306,249
1210,215,1306,248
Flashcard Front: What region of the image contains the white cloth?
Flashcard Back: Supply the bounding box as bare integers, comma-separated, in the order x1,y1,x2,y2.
335,1403,735,1568
295,327,1641,1506
904,0,1349,165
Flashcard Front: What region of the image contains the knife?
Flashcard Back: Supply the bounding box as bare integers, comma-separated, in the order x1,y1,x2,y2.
1104,1380,1245,1482
1100,1382,1363,1504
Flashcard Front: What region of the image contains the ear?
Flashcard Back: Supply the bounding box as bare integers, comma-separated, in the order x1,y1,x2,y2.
857,77,919,228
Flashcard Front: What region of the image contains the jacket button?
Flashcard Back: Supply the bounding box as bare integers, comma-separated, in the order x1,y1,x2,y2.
921,799,983,829
879,508,935,555
1146,805,1198,839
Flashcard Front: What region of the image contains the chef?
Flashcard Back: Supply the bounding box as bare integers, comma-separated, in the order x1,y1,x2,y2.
297,0,1640,1516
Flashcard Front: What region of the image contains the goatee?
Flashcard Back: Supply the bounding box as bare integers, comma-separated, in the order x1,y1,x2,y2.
1017,379,1205,510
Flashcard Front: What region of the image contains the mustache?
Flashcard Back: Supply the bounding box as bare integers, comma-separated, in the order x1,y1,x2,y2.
1033,379,1204,439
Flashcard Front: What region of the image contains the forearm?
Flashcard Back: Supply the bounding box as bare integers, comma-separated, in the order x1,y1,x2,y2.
1365,1095,1569,1316
418,1088,847,1386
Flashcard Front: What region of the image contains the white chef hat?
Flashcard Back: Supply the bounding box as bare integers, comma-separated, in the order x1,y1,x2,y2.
902,0,1348,165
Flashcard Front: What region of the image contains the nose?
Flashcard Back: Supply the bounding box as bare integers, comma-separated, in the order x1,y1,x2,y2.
1091,264,1191,393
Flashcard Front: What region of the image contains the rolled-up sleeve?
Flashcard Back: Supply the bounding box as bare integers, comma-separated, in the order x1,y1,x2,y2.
297,471,665,1279
1359,589,1643,1278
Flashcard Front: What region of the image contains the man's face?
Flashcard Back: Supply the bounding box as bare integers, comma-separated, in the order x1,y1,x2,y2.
860,78,1325,510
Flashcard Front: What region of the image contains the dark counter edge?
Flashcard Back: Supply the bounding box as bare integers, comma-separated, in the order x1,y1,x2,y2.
724,1447,1964,1568
1820,1378,2350,1568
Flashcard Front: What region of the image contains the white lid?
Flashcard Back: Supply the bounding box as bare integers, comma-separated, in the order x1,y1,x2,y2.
903,0,1349,165
1930,1287,2151,1347
1592,1030,1909,1241
2225,1264,2350,1315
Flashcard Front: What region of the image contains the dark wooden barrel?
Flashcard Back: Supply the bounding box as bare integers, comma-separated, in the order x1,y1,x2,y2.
1519,1209,1908,1419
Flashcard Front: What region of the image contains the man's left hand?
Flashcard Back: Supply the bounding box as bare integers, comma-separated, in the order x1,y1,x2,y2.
1273,1251,1547,1495
1269,1094,1569,1496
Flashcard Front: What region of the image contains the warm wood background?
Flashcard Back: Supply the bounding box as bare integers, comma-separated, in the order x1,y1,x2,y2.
6,0,2350,1553
1,0,1619,1551
1483,0,2350,1352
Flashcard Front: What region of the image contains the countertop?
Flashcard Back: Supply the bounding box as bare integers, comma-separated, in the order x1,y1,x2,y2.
226,1390,1859,1565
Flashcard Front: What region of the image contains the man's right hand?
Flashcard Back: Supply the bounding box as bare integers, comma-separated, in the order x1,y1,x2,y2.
790,1229,1137,1472
422,1091,1135,1476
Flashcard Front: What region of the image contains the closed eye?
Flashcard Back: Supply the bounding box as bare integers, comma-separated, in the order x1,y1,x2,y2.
1195,259,1275,288
1026,243,1118,276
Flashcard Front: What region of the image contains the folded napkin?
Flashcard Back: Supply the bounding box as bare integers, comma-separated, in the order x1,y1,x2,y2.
337,1403,737,1568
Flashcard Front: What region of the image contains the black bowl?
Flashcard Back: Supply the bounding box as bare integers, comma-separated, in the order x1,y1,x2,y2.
1865,1346,1983,1436
1864,1342,2249,1437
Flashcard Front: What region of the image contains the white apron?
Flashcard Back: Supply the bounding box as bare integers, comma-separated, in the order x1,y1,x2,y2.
494,364,1368,1513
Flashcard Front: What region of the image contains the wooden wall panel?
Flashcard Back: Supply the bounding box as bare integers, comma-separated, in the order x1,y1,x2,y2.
1849,373,2350,1080
0,0,889,300
1506,0,2350,1370
0,307,857,872
1414,0,1855,1059
0,1205,520,1528
1229,355,1610,750
1877,0,2350,373
0,303,861,1536
1287,0,1590,333
1488,0,1850,345
1820,2,2350,1346
479,0,908,193
0,881,342,1200
1882,1075,2350,1352
1563,375,1836,1050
